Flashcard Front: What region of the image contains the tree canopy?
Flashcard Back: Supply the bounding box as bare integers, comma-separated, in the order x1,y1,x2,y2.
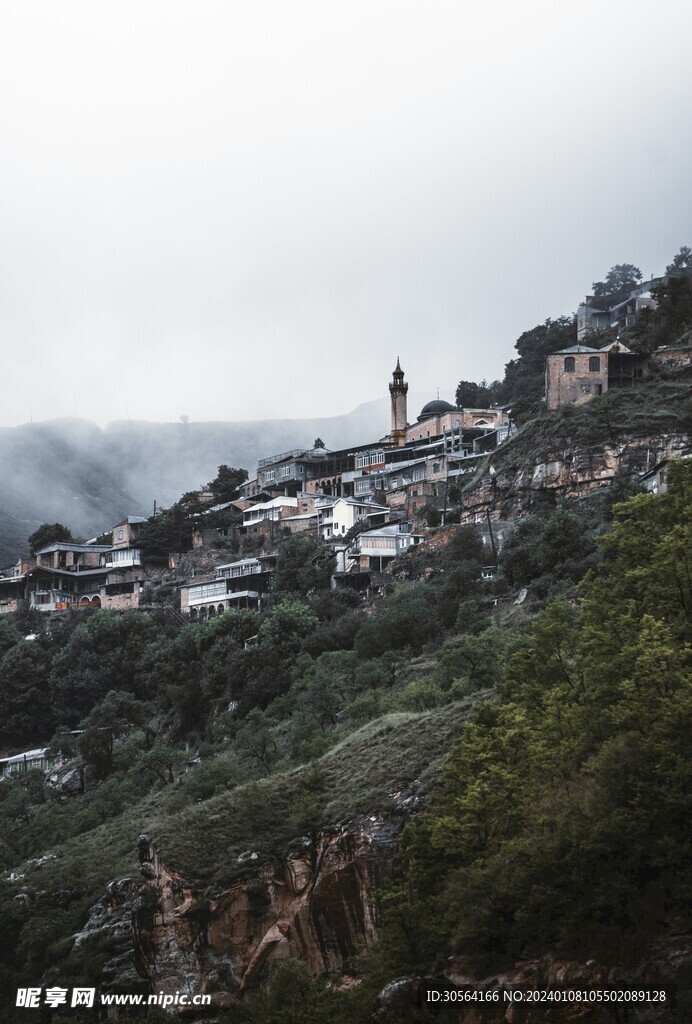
376,460,692,970
591,262,642,306
206,465,248,503
27,522,74,554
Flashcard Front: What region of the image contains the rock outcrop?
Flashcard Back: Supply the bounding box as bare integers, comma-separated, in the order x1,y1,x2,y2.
76,815,402,1007
458,432,690,523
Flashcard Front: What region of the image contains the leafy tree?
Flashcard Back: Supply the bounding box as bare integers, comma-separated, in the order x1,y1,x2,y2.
234,709,278,772
455,379,500,408
274,536,335,598
354,582,442,659
258,599,319,657
206,464,248,503
0,641,53,743
500,506,598,595
433,627,507,690
665,245,692,274
591,263,642,306
224,957,356,1024
77,690,155,778
49,612,161,724
376,462,691,969
27,522,74,554
138,490,209,558
289,651,357,731
0,620,21,657
649,273,692,344
136,744,184,786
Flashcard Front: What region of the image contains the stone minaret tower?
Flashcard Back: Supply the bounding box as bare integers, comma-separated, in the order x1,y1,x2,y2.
389,358,408,446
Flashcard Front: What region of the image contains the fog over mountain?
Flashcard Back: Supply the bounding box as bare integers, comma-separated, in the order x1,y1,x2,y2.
0,394,434,565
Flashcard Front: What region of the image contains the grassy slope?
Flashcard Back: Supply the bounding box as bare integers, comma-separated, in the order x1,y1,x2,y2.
15,698,484,903
154,698,486,887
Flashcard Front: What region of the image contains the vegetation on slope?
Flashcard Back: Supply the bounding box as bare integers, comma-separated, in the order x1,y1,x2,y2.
367,460,691,980
0,458,686,1019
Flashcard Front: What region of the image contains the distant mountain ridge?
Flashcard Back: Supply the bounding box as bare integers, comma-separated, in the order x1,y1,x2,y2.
0,396,431,565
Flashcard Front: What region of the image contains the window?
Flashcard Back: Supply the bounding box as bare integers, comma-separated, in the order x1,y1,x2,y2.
117,530,124,540
564,356,575,372
355,450,385,469
588,356,601,372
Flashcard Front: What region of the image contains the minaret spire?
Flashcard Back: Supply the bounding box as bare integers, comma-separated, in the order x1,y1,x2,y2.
389,358,408,446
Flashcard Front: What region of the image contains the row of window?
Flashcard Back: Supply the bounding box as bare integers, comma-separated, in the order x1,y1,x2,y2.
189,581,227,601
564,356,601,372
217,563,261,578
102,548,141,565
355,450,385,469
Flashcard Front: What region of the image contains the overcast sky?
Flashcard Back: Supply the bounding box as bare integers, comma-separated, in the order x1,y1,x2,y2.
1,0,691,427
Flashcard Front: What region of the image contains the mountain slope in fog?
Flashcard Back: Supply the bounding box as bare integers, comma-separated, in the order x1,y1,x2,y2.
0,397,400,564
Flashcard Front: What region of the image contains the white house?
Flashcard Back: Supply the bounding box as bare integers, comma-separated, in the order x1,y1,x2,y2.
315,497,389,541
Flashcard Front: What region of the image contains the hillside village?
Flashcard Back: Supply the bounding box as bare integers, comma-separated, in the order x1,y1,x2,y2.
1,284,690,627
0,259,690,1021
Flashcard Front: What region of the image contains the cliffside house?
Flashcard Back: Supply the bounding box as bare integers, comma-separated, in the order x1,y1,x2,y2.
25,528,147,612
0,747,54,779
576,278,665,343
315,496,389,541
0,570,25,616
545,341,649,412
350,522,422,571
180,554,276,619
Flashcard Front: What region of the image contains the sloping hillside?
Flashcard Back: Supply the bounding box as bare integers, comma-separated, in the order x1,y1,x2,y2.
0,397,399,564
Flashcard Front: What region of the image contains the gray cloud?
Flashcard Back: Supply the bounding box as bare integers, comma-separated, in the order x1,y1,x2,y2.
1,0,691,426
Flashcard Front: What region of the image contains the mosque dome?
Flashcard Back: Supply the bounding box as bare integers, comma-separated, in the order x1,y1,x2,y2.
418,398,456,420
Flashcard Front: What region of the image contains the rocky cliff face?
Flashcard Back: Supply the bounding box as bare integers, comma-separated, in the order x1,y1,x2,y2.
75,815,402,1007
458,432,690,523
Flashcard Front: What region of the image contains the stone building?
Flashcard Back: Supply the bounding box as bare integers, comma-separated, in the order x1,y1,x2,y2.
545,341,649,412
383,360,509,446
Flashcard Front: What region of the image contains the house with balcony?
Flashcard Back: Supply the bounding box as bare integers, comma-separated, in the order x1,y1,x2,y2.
0,571,25,615
351,522,422,570
33,541,111,571
255,443,333,496
100,546,142,569
0,747,56,779
576,278,665,342
24,565,111,611
315,497,389,541
24,567,143,612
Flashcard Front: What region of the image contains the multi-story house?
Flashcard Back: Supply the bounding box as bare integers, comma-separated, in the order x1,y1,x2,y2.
180,555,276,620
315,496,389,541
576,279,665,343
